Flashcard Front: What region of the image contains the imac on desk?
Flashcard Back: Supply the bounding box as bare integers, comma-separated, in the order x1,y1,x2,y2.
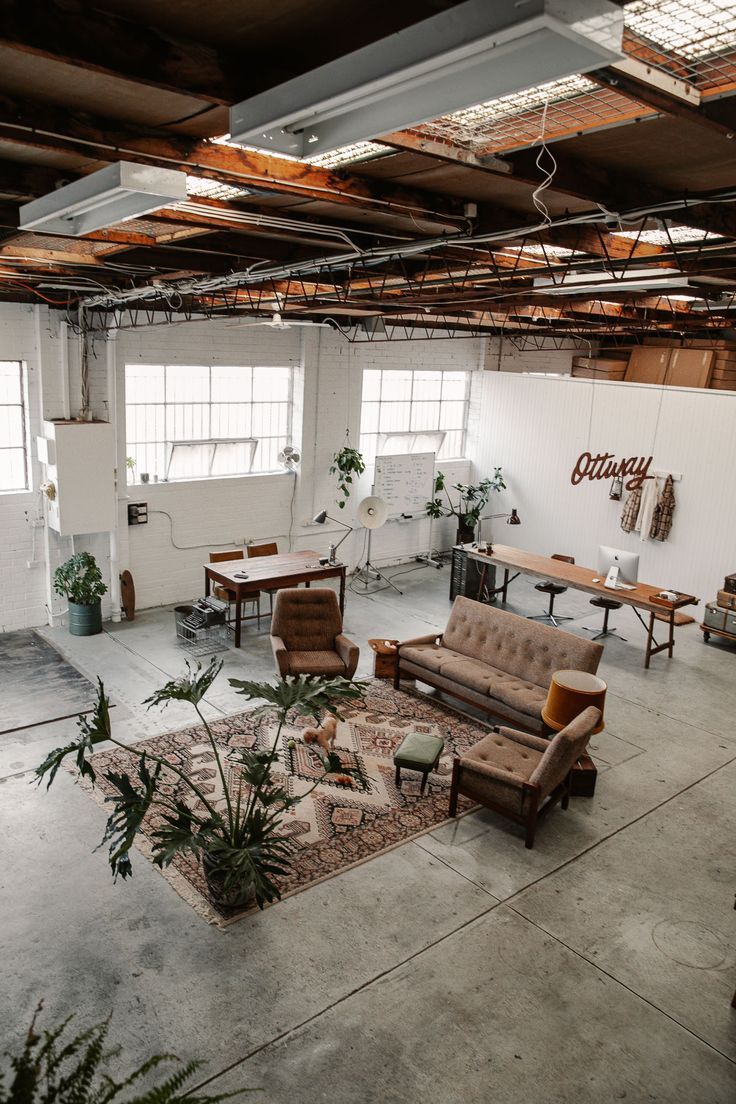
598,546,639,590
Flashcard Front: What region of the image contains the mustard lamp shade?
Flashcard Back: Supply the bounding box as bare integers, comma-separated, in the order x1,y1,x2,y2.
542,669,607,734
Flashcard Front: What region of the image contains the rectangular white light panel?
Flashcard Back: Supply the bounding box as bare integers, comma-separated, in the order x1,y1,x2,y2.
230,0,624,158
19,162,188,236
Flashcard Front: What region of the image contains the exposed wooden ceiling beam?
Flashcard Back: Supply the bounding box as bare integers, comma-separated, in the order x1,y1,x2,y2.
0,96,466,231
0,0,243,104
590,63,736,141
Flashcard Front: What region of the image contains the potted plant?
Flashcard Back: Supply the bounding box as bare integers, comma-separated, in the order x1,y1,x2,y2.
53,552,108,636
330,439,365,508
425,468,506,544
36,660,367,911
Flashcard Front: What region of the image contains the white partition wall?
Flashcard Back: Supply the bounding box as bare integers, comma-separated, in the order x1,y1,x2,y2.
467,370,736,603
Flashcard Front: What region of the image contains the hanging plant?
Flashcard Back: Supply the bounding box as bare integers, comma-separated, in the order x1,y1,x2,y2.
330,441,365,509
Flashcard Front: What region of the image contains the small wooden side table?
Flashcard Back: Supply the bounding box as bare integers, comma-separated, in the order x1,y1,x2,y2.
368,638,399,679
542,670,607,799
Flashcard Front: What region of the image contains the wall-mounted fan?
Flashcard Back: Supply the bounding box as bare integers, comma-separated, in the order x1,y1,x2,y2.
278,445,301,470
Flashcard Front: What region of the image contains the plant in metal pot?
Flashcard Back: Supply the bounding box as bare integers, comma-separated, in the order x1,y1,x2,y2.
2,1002,256,1104
425,467,506,543
53,551,108,636
330,438,365,508
36,659,367,910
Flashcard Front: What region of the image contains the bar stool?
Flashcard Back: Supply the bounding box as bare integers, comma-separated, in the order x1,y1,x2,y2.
584,596,626,641
528,554,575,627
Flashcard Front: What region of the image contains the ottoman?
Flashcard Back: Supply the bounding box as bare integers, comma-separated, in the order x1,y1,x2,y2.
394,731,445,794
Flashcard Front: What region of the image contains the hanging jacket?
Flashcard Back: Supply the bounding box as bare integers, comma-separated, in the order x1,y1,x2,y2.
650,475,676,542
620,487,641,533
635,476,659,542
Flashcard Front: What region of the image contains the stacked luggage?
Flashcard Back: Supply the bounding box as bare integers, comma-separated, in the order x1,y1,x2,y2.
701,574,736,644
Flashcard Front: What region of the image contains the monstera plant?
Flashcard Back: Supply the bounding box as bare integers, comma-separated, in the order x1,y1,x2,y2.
36,660,367,910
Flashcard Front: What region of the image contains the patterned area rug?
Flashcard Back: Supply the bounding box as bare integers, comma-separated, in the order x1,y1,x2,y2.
82,680,487,926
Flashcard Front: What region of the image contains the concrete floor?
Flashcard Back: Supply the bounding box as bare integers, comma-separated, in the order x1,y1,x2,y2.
1,565,735,1102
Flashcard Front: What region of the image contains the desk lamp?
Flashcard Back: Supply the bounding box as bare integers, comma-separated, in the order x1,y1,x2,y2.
478,508,520,553
313,509,353,564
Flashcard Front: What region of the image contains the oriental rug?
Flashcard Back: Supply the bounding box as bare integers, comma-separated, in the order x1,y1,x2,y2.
80,680,486,927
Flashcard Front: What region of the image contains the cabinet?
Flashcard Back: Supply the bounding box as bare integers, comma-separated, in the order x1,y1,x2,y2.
40,420,116,536
450,545,496,603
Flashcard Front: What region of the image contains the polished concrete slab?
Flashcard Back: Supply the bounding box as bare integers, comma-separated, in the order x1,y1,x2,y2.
213,908,736,1104
1,566,733,1102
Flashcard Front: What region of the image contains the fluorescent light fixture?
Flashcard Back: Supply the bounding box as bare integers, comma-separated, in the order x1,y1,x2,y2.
19,162,188,236
533,267,694,295
229,0,623,157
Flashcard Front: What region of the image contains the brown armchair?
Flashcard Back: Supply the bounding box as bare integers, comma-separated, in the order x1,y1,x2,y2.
448,706,601,848
270,588,359,679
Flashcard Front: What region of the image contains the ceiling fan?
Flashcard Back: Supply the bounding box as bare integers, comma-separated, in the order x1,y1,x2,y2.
227,311,333,330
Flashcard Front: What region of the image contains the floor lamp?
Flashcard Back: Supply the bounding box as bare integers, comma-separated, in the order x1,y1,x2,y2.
351,496,402,595
313,509,352,563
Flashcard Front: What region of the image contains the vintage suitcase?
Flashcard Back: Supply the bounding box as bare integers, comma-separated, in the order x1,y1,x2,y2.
717,588,736,611
725,612,736,638
703,603,727,631
724,573,736,595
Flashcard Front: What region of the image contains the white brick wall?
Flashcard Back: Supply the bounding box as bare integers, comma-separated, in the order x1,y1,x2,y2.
2,302,581,628
115,323,484,608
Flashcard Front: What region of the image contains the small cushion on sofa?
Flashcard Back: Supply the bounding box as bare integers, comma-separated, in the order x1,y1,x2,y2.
463,731,543,781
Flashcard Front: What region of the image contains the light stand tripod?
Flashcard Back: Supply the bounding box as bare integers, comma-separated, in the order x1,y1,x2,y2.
351,496,403,595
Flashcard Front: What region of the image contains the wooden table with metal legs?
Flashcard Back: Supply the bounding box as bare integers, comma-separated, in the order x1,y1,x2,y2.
205,550,346,648
471,544,697,670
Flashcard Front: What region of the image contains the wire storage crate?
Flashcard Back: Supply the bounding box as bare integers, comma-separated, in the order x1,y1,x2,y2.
174,604,229,656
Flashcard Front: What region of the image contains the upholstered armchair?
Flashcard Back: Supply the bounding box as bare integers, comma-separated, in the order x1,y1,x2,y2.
448,706,601,848
270,588,359,679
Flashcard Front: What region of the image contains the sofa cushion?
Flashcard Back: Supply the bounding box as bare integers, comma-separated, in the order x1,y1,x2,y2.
399,643,468,674
441,596,602,689
401,647,547,720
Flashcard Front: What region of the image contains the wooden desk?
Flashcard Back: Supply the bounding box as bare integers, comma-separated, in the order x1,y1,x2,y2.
204,551,346,648
470,544,697,669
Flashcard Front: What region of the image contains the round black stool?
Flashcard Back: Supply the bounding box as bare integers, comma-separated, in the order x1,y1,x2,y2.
584,596,626,641
528,554,574,627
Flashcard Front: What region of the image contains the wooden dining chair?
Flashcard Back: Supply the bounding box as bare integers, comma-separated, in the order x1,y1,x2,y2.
209,549,261,629
247,542,297,612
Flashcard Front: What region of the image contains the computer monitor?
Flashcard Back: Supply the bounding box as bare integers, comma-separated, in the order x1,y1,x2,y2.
598,545,639,585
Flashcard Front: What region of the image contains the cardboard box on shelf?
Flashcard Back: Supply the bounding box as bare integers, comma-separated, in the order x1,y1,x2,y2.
665,348,714,388
625,347,670,384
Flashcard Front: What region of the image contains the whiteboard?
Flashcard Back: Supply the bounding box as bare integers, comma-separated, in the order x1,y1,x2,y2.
374,452,435,516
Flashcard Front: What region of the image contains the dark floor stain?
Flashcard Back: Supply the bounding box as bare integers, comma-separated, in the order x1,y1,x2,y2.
0,630,96,734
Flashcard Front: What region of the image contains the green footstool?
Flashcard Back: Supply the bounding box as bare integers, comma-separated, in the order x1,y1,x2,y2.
394,731,445,794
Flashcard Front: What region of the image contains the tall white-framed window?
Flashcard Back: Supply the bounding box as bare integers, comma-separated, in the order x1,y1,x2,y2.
360,368,470,463
0,360,30,493
125,363,292,481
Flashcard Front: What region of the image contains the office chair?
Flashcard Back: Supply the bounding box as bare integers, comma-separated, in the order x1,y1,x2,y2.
528,554,575,628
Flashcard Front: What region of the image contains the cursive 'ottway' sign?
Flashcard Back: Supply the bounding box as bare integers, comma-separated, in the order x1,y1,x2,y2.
571,452,653,491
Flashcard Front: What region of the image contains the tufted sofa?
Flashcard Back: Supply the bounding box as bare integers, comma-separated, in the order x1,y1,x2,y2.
394,596,603,734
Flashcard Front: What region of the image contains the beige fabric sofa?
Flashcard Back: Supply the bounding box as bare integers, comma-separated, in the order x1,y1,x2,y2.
394,596,603,734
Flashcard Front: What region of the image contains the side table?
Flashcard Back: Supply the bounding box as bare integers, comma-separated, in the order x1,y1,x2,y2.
368,638,399,680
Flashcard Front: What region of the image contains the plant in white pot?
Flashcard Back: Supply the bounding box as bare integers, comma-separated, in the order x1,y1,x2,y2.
53,552,107,636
